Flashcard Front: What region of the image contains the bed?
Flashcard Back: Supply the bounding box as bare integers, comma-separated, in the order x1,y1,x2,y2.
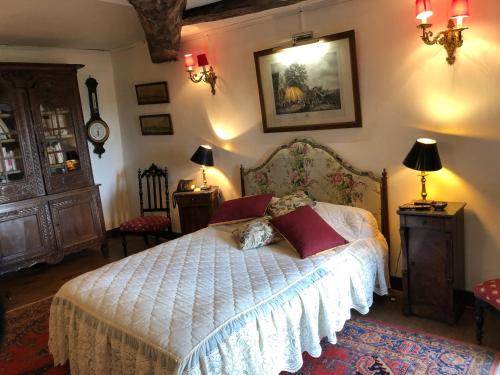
49,138,390,375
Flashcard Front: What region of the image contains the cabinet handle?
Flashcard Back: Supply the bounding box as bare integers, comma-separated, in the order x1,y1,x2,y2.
191,197,195,202
422,219,428,225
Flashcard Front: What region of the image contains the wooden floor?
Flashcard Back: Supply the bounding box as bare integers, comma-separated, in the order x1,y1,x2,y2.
1,234,499,351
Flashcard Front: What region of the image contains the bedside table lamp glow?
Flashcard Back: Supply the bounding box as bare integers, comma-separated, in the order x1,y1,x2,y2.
190,145,214,190
403,138,442,203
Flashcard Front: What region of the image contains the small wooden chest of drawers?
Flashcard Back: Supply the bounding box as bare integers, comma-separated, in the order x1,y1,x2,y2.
398,202,466,324
173,187,219,235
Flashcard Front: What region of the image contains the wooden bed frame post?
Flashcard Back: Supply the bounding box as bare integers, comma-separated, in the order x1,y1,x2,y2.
381,168,390,275
240,164,246,197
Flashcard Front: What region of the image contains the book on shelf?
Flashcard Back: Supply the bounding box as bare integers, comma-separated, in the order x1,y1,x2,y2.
0,119,10,139
54,142,64,163
2,147,17,172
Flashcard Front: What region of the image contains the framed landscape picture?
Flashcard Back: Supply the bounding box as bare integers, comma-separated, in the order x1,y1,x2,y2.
254,30,362,133
139,114,173,135
135,81,170,105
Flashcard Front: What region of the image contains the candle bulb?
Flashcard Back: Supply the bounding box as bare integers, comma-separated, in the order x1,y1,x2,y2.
184,54,196,71
416,0,433,24
451,0,469,28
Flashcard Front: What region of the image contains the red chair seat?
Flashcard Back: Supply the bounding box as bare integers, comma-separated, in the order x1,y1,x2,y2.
120,216,170,232
474,279,500,310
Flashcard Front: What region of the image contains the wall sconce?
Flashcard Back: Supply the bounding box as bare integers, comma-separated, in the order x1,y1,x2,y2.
416,0,470,65
184,53,217,95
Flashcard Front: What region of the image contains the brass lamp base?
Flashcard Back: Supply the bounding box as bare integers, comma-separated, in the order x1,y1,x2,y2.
200,166,211,190
418,172,429,202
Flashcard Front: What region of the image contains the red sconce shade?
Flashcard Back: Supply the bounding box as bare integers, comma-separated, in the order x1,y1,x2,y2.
197,54,209,67
184,54,196,68
451,0,470,19
416,0,433,20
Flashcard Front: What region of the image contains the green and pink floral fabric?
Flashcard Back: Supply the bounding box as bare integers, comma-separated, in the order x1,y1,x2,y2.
242,139,383,228
267,190,316,217
232,217,282,250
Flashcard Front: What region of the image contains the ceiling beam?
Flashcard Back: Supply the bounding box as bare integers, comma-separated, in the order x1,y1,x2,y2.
182,0,308,25
129,0,309,63
128,0,187,63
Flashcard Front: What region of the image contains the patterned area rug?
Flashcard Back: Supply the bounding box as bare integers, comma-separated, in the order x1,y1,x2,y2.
0,297,69,375
282,318,499,375
0,297,498,375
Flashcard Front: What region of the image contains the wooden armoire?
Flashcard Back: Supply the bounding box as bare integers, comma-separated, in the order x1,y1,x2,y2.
0,63,107,275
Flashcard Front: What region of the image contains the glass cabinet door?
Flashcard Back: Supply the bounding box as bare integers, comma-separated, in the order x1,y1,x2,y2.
30,76,92,194
0,103,24,183
0,81,44,204
40,105,81,175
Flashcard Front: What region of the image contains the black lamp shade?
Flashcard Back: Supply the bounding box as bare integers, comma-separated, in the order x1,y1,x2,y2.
190,145,214,167
403,138,442,172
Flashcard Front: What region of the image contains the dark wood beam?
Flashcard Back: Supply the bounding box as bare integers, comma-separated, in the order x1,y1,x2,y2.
129,0,308,63
128,0,187,63
182,0,308,25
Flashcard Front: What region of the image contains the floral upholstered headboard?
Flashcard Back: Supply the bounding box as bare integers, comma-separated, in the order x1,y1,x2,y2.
240,138,389,242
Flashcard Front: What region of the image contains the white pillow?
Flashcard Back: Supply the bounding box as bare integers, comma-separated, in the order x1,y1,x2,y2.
313,201,379,242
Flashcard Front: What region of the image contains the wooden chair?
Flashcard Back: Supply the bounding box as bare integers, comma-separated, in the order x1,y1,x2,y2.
119,164,171,256
474,278,500,345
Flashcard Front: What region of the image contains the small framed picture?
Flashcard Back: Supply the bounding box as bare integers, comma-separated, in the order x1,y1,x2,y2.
135,81,170,105
139,114,173,135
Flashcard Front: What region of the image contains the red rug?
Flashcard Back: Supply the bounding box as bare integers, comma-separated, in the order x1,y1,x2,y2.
1,297,498,375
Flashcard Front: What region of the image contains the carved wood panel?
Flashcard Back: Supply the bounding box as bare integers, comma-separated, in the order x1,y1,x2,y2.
0,198,58,275
49,187,105,256
0,76,45,204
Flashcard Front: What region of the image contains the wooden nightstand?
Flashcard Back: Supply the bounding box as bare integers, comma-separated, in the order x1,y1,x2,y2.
173,187,219,235
398,202,466,324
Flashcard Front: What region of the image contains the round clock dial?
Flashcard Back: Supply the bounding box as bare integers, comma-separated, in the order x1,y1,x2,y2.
87,120,109,143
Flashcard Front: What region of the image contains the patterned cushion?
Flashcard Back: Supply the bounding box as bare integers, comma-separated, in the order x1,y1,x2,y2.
267,190,316,217
474,279,500,310
232,216,282,250
120,216,170,232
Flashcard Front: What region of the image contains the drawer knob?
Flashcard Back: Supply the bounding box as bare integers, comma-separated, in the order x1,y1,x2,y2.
191,197,195,202
422,220,428,225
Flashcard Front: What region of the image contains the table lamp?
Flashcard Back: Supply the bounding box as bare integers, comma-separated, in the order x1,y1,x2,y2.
403,138,442,204
190,145,214,190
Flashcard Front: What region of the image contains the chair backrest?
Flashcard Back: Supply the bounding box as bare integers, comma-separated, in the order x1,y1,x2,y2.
138,164,170,218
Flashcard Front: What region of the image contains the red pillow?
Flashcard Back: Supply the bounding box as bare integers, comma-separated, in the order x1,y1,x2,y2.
209,194,273,225
270,205,348,258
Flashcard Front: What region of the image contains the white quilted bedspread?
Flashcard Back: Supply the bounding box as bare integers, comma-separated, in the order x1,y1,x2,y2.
49,202,389,375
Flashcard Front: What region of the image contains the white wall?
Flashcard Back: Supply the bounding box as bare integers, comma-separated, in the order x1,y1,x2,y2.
111,0,500,290
0,46,129,229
